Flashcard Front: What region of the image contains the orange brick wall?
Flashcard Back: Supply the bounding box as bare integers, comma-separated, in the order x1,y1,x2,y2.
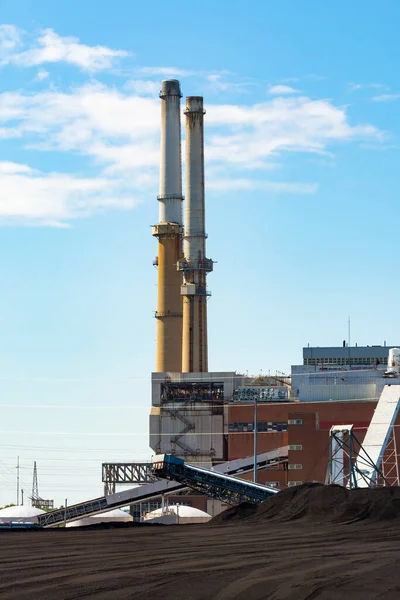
228,403,289,460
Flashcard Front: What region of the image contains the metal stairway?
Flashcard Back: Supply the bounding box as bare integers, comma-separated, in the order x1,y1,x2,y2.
37,447,287,528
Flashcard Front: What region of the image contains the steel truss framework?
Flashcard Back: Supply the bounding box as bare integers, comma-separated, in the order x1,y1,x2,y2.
102,462,156,495
326,425,389,488
379,429,400,486
31,498,54,510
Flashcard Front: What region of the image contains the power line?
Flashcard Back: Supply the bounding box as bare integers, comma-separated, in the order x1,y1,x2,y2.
0,443,149,452
0,404,142,409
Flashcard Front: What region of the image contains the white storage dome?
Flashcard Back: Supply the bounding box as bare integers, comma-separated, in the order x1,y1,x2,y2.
144,504,211,524
0,506,46,523
66,508,133,528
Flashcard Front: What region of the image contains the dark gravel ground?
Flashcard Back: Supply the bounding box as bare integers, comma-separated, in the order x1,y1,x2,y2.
1,485,400,600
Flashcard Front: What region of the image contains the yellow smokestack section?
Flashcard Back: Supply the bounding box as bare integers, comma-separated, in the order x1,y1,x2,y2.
153,80,183,372
154,228,183,372
182,278,209,372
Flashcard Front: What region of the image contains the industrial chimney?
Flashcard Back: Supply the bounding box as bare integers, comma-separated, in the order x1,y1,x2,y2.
152,80,183,372
180,96,213,372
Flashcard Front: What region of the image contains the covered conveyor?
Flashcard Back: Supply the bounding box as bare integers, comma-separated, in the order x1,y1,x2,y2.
37,447,287,527
152,454,279,503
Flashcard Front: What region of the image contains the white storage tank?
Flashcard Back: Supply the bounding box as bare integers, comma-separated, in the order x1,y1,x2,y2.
386,348,400,374
0,506,45,523
143,504,211,525
66,508,133,528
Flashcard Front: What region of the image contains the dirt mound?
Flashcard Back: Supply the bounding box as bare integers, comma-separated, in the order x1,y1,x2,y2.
255,483,349,522
213,484,400,525
211,502,258,523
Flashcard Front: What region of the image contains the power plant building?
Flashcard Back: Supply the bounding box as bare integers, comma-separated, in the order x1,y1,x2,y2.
292,345,399,402
148,78,400,493
149,370,292,465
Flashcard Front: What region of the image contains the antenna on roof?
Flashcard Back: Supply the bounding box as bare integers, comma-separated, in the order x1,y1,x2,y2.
348,316,351,348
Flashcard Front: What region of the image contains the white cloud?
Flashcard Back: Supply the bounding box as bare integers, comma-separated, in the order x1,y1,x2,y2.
0,161,137,225
268,85,299,95
139,66,196,77
0,91,27,121
0,161,34,174
205,96,380,170
0,35,382,225
137,67,234,86
207,74,222,82
2,28,129,72
305,74,327,82
348,82,387,92
0,86,379,175
124,79,160,96
0,83,159,144
0,126,21,139
35,68,49,81
279,75,326,84
207,178,317,194
205,75,256,94
279,77,299,83
371,93,400,103
0,24,22,54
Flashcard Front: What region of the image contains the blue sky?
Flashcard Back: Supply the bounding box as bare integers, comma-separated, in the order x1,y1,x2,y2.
0,0,400,505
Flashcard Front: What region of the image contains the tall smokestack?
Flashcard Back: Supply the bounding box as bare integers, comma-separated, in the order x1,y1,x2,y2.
180,96,213,372
152,80,183,372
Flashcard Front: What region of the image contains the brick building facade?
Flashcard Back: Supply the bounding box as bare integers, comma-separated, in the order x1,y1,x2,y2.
228,400,400,490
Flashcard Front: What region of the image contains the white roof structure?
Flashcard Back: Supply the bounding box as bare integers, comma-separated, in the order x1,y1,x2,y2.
66,508,133,528
0,506,46,523
147,505,210,518
144,504,211,524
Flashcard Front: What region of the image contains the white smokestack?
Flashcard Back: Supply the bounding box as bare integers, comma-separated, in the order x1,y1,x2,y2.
184,96,206,263
158,79,183,224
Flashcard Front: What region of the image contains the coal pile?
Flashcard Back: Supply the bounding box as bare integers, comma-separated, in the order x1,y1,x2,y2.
213,483,400,525
4,492,400,599
212,502,258,523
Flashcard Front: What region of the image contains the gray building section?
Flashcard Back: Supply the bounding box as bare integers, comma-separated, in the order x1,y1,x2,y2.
292,346,399,403
303,345,395,367
149,372,293,465
149,372,240,466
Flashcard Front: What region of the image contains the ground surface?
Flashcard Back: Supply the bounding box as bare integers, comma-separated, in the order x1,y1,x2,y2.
2,485,400,599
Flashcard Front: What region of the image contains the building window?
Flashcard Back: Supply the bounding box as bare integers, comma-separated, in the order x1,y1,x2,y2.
228,421,288,433
289,444,302,451
288,464,302,470
267,482,280,488
288,481,303,487
288,419,302,425
160,381,224,403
